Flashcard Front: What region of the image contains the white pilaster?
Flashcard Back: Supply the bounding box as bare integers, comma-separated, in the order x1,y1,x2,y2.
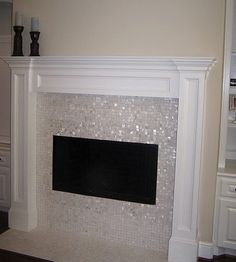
168,69,208,262
8,62,37,231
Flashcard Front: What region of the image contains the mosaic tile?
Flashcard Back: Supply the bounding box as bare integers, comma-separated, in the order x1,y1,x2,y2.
36,93,178,255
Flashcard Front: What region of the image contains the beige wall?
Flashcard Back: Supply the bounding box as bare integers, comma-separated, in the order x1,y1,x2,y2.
0,2,12,35
0,59,11,140
13,0,226,243
233,2,236,51
0,1,12,142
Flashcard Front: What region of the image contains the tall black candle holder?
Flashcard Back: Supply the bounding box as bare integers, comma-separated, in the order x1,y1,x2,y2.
30,31,40,56
12,26,24,56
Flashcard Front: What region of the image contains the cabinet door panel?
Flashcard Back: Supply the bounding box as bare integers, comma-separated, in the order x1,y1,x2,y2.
0,167,10,208
228,208,236,241
0,175,6,201
221,177,236,198
218,199,236,250
0,150,10,168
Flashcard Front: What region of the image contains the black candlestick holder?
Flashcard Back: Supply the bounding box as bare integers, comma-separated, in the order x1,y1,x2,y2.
30,31,40,56
12,26,24,56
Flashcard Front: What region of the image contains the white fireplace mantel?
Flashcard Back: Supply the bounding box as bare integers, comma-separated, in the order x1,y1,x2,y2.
2,56,215,262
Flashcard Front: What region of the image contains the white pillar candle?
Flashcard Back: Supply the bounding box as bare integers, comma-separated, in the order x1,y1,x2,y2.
31,17,39,31
15,12,23,26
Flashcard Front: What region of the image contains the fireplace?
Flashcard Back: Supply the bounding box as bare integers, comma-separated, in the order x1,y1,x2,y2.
4,56,215,262
52,136,158,204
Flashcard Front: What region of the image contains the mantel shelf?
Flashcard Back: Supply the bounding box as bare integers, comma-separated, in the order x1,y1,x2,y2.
1,56,215,71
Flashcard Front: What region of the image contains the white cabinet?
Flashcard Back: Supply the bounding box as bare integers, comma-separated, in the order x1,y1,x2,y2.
215,175,236,250
0,145,10,210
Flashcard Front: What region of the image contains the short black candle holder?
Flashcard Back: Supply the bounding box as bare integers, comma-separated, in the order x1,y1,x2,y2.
12,26,24,56
30,31,40,56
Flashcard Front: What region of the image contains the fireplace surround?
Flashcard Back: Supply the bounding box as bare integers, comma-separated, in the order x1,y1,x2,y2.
37,93,177,254
3,56,215,262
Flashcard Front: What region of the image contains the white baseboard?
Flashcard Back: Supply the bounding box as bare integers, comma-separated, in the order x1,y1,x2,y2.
225,249,236,256
199,242,236,259
213,246,236,257
198,242,213,259
213,246,226,256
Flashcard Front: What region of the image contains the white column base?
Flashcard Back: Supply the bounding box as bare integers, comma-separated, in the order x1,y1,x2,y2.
9,206,37,231
168,237,198,262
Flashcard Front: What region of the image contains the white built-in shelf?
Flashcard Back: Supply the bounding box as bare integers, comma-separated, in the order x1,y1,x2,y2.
228,121,236,128
230,86,236,94
232,52,236,59
218,159,236,176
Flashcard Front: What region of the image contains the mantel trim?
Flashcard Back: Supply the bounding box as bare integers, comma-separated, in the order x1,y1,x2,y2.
1,56,215,99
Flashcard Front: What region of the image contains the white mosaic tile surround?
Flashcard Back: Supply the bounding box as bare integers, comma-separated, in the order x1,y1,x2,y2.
36,93,178,256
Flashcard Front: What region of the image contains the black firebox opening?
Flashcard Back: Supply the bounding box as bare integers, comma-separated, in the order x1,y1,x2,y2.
53,135,158,204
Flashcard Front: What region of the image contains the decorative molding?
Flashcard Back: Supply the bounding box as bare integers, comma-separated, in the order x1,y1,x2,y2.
2,56,215,262
36,72,178,98
3,56,215,71
198,242,214,259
